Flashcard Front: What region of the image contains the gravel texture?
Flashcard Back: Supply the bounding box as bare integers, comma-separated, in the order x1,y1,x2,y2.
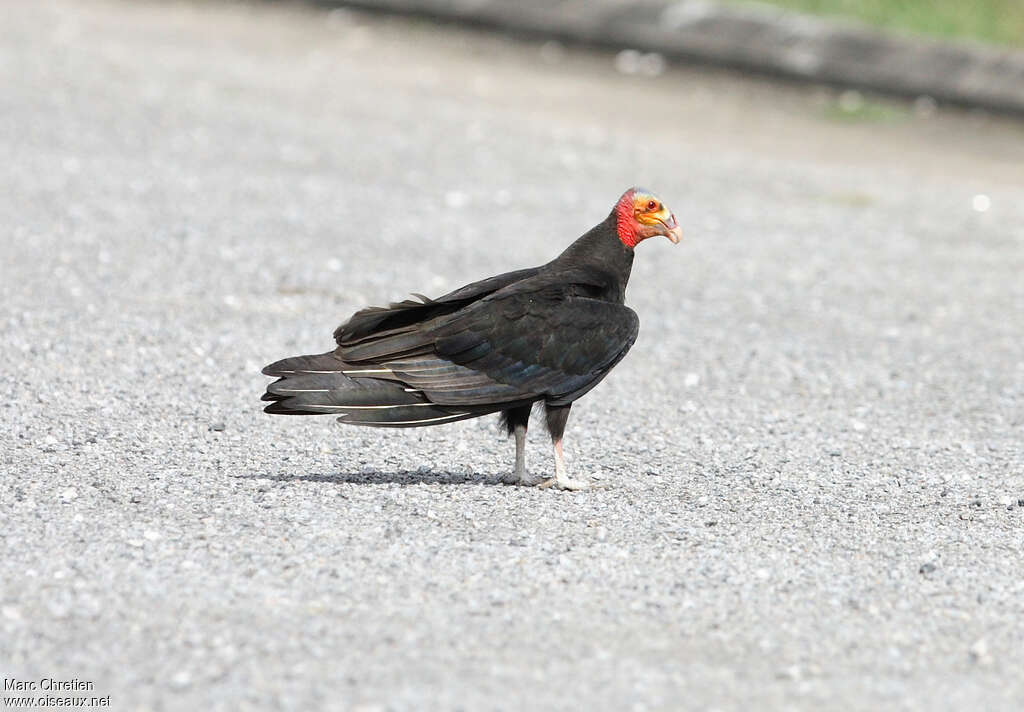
2,1,1024,710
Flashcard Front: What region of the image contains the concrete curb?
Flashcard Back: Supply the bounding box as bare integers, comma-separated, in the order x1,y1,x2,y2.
317,0,1024,114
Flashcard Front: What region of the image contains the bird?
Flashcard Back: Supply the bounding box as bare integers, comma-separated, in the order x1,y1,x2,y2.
261,187,682,490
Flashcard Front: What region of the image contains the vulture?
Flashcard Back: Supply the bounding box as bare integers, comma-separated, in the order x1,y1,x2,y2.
262,187,682,490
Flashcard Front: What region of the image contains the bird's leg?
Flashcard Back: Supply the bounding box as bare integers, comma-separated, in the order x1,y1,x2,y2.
514,422,528,479
501,405,544,485
546,436,588,491
539,403,588,491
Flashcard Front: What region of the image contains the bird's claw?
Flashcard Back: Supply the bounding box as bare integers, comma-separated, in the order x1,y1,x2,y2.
537,477,589,491
501,470,547,487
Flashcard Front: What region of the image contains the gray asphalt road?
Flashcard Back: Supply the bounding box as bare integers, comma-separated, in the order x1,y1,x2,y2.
3,1,1024,710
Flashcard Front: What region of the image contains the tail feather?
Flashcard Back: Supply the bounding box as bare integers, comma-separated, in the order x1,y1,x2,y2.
262,351,346,377
261,350,493,427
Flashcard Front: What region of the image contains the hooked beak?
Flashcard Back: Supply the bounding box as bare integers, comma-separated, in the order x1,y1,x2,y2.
658,213,683,244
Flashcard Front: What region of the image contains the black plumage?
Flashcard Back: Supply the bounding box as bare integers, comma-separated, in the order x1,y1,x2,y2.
262,187,681,489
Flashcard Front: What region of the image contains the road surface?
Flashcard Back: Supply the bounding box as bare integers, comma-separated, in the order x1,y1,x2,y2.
2,1,1024,710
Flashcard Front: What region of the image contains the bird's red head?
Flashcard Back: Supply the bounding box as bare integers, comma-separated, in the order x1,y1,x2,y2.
615,187,682,249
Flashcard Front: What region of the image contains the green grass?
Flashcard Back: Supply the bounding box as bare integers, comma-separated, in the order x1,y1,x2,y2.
822,93,909,122
731,0,1024,48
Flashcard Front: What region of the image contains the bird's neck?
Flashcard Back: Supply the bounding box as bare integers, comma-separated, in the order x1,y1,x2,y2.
554,213,634,299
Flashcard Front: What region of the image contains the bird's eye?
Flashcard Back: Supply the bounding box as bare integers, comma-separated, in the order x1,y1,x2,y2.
646,200,658,211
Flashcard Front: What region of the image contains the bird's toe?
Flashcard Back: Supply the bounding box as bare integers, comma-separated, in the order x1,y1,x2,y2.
538,477,589,491
502,470,547,486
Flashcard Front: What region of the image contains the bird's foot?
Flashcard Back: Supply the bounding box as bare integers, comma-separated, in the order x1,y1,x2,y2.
538,476,589,491
501,469,548,487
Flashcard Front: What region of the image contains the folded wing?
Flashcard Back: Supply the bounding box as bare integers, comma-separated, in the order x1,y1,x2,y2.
334,267,540,345
337,285,640,407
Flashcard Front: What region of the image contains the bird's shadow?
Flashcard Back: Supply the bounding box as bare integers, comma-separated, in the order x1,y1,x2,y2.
235,469,509,487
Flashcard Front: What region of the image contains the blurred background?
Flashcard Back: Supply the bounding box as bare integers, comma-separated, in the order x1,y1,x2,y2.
3,1,1024,710
726,0,1024,45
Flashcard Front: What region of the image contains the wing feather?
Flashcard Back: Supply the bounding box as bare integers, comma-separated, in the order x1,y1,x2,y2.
330,264,639,408
334,267,540,345
337,290,638,406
